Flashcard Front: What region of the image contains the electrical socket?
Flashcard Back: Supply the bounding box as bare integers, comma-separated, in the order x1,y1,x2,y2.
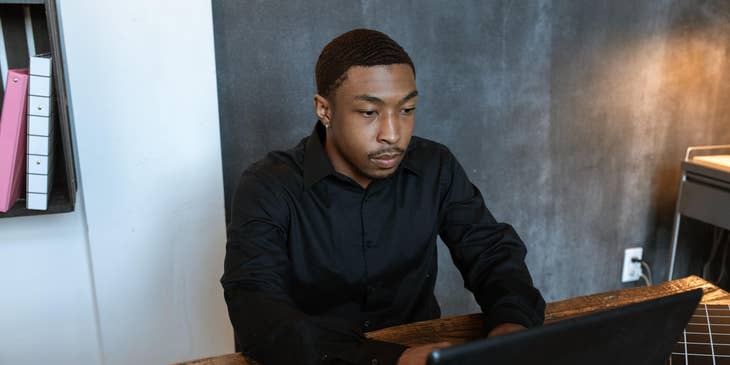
622,247,643,283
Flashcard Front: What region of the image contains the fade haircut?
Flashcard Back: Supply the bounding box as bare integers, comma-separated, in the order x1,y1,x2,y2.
315,29,415,99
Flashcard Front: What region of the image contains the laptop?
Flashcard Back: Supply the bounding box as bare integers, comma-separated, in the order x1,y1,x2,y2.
427,289,703,365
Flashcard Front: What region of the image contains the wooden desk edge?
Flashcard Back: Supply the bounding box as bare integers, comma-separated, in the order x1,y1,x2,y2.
174,275,730,365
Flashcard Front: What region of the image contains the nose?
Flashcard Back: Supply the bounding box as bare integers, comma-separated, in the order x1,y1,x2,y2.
377,111,400,145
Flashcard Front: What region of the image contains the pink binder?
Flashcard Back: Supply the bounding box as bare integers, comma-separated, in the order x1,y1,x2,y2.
0,69,30,212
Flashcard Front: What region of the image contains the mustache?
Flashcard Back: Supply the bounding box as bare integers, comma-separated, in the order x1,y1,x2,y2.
369,147,405,159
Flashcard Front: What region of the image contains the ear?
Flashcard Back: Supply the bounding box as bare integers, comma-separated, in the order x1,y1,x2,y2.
313,94,332,124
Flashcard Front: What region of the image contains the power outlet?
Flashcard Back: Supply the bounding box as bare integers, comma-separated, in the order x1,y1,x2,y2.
622,247,643,283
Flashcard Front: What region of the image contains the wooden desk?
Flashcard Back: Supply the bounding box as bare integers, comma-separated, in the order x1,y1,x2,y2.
176,276,730,365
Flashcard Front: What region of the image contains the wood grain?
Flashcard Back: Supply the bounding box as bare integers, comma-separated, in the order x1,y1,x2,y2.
173,275,730,365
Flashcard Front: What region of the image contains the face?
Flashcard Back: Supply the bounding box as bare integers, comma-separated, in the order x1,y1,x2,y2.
314,64,418,188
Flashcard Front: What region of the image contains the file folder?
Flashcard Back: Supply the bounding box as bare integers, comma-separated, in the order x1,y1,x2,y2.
26,53,54,210
0,68,29,212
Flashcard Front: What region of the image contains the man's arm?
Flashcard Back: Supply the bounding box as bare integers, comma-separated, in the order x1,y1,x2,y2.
221,172,407,365
437,150,546,334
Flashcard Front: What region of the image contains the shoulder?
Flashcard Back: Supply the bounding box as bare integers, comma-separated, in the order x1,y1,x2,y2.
406,135,457,170
237,138,307,196
406,137,470,198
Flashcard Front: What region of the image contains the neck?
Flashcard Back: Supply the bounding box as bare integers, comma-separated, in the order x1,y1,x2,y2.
323,129,372,189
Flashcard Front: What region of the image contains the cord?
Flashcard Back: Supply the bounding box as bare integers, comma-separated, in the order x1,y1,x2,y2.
703,227,724,280
641,262,653,284
640,273,652,287
632,257,653,286
715,229,729,286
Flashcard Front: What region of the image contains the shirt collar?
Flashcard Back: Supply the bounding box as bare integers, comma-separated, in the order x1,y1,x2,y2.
401,141,423,177
303,121,423,189
303,121,336,188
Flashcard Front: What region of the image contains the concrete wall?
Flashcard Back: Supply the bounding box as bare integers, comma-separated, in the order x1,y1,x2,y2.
213,0,730,314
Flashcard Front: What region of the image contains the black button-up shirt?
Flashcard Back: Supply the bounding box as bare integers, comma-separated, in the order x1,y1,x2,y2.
221,121,545,365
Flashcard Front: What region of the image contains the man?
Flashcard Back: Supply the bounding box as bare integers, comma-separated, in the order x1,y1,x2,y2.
221,29,545,365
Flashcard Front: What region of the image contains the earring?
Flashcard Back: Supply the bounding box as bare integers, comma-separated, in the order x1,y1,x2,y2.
325,123,331,128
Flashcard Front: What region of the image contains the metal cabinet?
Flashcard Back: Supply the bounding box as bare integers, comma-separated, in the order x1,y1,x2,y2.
667,145,730,280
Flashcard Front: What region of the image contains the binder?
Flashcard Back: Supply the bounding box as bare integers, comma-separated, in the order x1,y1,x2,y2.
26,53,54,210
0,68,29,212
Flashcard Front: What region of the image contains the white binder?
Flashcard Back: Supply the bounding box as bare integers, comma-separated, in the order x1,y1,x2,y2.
26,53,54,210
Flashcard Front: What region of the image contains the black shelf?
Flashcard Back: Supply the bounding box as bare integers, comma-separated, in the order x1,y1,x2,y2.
0,0,77,218
0,190,73,218
0,1,44,4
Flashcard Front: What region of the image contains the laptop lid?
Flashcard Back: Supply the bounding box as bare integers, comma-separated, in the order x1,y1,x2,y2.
427,289,703,365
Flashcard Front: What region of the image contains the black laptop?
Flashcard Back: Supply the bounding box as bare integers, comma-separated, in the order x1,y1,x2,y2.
427,289,703,365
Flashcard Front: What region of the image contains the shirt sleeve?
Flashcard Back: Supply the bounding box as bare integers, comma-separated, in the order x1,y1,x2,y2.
436,150,546,333
221,172,407,365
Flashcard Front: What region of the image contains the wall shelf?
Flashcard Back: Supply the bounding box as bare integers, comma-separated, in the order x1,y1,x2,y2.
0,0,77,218
0,0,44,4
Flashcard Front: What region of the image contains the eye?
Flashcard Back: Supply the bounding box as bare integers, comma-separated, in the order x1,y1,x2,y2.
401,107,416,115
360,110,378,118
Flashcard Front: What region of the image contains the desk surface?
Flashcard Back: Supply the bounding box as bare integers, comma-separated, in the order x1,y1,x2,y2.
176,275,730,365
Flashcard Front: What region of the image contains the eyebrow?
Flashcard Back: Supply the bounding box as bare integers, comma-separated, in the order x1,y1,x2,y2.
354,90,419,105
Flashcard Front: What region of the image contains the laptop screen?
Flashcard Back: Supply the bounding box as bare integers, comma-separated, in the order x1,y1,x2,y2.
428,289,702,365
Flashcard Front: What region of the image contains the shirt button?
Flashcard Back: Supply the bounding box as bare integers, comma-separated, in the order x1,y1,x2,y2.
371,358,379,365
321,353,328,361
366,240,374,247
364,320,371,329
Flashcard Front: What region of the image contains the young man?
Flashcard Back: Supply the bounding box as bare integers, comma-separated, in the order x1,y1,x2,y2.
221,29,545,365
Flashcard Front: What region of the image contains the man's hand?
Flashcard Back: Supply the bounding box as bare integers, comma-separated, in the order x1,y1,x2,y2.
396,342,451,365
487,322,526,337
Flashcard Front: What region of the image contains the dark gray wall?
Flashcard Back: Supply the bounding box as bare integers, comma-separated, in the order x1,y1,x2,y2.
212,0,730,315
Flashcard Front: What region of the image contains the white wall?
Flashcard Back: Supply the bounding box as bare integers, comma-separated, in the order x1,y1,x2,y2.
0,1,233,364
59,0,233,363
0,198,102,365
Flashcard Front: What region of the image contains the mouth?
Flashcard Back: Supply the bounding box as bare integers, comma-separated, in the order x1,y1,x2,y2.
369,153,402,169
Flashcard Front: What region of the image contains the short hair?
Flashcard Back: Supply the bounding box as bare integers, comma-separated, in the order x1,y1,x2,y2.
315,29,415,98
